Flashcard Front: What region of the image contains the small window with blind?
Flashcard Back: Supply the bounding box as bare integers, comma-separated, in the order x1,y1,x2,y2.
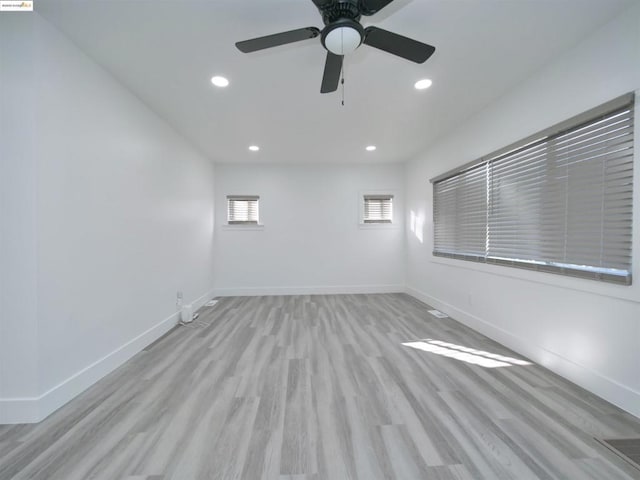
363,194,394,224
431,93,634,285
226,195,259,225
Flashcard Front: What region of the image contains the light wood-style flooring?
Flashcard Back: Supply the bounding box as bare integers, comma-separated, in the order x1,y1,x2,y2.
1,293,639,479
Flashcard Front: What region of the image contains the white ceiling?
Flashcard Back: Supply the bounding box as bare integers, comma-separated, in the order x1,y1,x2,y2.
38,0,634,164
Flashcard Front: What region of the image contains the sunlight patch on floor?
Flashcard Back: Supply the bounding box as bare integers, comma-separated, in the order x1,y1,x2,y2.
402,339,533,368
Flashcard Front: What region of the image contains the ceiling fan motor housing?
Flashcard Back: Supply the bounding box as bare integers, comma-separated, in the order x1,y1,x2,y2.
319,0,361,24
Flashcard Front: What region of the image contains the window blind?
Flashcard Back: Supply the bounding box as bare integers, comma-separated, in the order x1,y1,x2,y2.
432,93,634,285
433,164,487,257
364,195,393,223
227,195,259,224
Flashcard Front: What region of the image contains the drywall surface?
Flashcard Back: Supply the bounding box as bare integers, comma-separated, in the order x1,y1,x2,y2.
405,4,640,417
0,14,215,423
214,163,404,295
0,15,40,422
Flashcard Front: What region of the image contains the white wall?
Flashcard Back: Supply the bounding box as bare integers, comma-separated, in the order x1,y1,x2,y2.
0,14,216,423
405,4,640,417
0,16,40,422
214,164,405,295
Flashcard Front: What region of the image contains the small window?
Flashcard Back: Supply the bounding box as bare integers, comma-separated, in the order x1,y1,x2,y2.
363,195,393,223
227,195,259,225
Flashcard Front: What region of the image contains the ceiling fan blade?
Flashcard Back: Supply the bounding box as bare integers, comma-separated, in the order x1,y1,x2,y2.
363,26,435,63
320,52,343,93
236,27,320,53
359,0,395,16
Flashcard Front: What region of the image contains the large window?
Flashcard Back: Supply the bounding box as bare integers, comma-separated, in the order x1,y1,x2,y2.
432,93,634,285
227,195,259,225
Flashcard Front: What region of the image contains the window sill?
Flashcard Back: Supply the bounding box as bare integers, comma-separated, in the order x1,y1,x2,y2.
429,254,639,303
359,223,398,230
221,224,265,231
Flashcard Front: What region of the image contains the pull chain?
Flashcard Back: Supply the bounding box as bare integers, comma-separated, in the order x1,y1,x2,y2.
341,59,346,106
339,29,346,106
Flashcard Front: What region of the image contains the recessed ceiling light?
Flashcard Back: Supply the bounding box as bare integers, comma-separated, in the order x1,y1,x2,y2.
249,145,260,152
211,76,229,87
366,145,377,151
414,78,433,90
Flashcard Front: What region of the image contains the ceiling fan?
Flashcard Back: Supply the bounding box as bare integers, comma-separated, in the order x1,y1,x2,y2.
235,0,436,94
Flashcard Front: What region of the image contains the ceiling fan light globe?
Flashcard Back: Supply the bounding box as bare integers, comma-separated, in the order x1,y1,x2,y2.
324,26,362,55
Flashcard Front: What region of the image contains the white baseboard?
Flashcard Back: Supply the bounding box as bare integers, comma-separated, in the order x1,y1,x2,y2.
213,284,405,297
0,287,216,425
0,397,40,425
404,286,640,419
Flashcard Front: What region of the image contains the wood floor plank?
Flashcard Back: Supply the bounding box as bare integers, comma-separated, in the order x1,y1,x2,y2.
1,293,639,479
